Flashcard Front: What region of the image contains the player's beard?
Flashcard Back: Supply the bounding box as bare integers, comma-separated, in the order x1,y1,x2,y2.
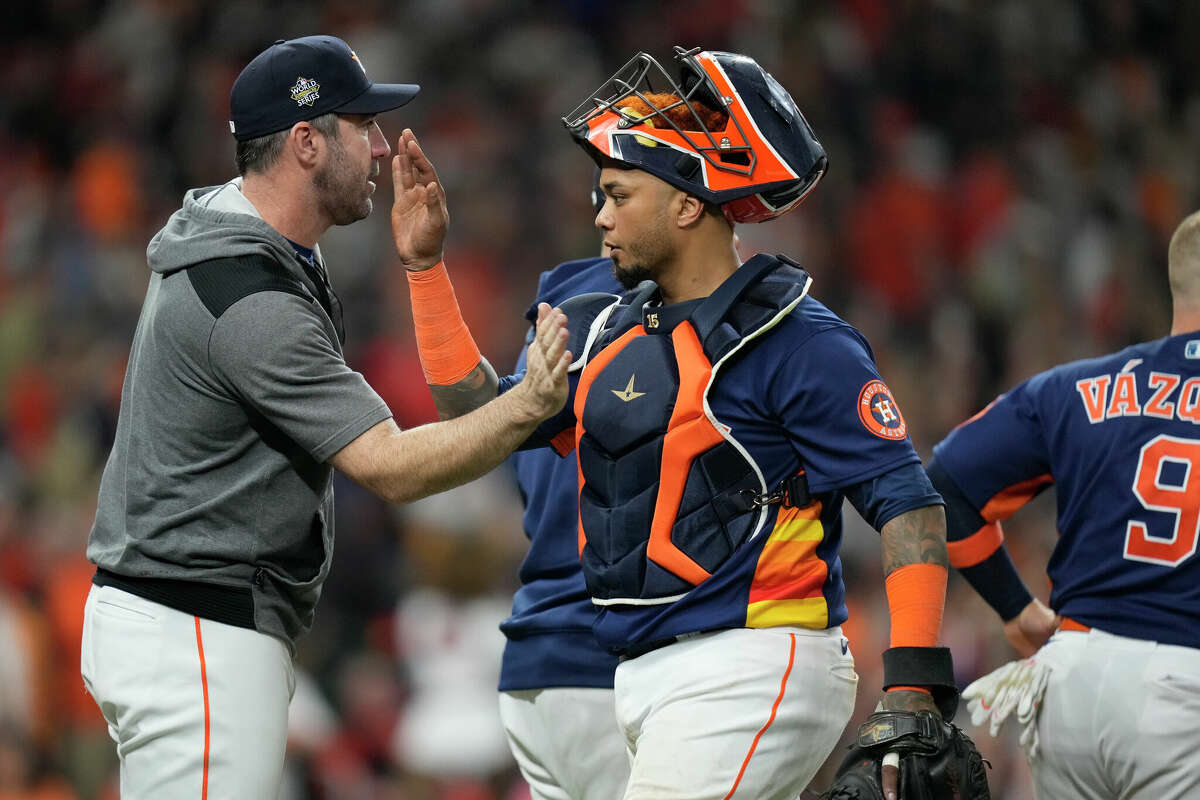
610,209,673,291
612,261,652,291
315,135,376,226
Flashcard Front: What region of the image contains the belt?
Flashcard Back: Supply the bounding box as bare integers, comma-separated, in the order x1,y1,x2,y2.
618,629,718,662
1058,617,1091,633
93,567,256,630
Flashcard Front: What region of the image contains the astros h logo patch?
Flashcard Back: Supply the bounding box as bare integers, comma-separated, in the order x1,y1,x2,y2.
858,380,907,440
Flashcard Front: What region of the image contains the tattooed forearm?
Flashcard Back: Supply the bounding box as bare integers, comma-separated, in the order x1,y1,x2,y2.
880,505,948,575
429,359,500,420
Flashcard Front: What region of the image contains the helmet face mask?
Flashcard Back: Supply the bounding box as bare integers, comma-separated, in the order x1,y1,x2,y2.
563,46,827,223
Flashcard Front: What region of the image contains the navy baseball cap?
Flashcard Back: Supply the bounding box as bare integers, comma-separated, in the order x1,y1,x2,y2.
229,35,419,141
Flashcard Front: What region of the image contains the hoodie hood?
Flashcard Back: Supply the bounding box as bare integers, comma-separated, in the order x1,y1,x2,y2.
147,179,320,277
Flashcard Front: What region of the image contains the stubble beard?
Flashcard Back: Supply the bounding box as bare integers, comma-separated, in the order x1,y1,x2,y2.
315,138,375,226
611,211,672,291
612,260,653,291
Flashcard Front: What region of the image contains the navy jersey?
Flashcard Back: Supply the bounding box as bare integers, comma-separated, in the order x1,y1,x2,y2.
933,332,1200,649
500,257,622,690
502,272,940,652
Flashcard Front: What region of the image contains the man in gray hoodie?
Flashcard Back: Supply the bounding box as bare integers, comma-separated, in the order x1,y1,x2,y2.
80,35,570,799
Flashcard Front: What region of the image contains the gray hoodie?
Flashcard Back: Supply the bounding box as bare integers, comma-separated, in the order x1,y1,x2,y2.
88,180,392,650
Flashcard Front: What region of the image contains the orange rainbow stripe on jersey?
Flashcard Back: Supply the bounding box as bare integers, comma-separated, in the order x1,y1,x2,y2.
746,500,829,628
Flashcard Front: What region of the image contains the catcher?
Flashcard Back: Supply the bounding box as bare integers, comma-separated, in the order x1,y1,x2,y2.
394,45,992,800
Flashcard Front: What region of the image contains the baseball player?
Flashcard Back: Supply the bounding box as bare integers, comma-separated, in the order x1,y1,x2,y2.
80,36,570,799
497,189,631,798
396,48,961,800
499,259,628,799
926,211,1200,799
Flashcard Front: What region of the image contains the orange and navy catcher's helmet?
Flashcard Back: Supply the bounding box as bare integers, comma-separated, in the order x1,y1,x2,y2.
563,46,827,224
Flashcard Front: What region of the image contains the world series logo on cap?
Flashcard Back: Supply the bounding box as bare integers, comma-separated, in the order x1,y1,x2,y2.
290,76,320,107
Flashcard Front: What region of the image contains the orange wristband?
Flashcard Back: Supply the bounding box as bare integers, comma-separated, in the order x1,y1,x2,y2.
406,262,482,385
885,563,947,648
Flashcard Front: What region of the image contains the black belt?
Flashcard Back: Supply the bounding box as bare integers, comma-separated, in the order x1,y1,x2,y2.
92,568,256,630
618,629,721,662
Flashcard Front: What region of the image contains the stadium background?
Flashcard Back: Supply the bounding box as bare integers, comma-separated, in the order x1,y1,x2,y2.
0,0,1190,797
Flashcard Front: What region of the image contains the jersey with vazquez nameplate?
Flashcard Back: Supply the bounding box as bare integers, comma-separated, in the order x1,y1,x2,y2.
933,332,1200,649
501,273,939,653
501,257,621,691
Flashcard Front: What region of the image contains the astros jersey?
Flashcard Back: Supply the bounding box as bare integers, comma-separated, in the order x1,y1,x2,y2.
933,332,1200,648
500,257,621,690
504,270,940,653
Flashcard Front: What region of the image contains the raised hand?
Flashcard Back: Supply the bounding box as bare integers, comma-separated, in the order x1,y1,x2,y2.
515,303,572,421
391,128,448,271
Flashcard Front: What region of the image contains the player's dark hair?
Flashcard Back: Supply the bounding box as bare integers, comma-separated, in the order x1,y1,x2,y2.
615,92,727,132
236,113,341,176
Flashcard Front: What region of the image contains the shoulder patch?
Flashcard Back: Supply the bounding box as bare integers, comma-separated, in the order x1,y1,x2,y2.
186,254,310,319
858,380,908,440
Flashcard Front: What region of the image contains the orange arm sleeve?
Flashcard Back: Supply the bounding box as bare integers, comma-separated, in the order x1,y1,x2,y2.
405,262,483,385
884,563,948,695
885,563,947,648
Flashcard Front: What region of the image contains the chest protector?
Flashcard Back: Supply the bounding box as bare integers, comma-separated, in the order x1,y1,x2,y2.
573,254,811,605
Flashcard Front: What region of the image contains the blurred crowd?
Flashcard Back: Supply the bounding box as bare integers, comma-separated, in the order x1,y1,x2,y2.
0,0,1193,798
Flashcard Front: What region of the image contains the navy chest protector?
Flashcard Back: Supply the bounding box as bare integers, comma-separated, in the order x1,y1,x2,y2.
572,254,812,605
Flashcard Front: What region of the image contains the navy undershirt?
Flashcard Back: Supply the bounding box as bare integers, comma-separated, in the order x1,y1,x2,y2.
285,238,315,265
285,238,344,344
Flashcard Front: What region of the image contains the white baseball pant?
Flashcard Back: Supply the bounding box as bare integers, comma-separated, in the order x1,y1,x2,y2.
1030,627,1200,800
614,626,857,800
499,687,630,800
80,584,295,799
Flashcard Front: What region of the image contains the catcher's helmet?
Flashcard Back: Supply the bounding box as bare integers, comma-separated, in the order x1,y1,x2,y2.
563,46,827,223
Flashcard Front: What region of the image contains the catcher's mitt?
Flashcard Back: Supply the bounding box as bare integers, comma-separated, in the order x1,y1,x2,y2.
822,711,991,800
